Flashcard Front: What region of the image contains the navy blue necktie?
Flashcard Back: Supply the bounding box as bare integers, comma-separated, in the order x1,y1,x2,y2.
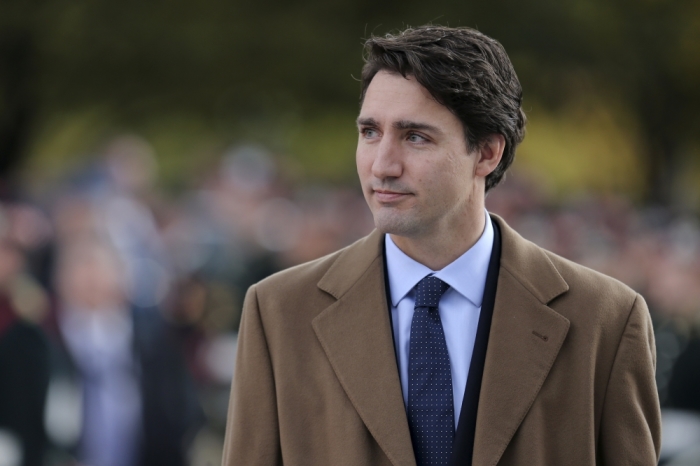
407,275,454,466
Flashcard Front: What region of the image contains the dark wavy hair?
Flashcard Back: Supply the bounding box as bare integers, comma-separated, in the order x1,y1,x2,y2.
360,26,526,191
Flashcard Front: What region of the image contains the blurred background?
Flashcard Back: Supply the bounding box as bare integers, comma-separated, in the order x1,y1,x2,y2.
1,0,699,465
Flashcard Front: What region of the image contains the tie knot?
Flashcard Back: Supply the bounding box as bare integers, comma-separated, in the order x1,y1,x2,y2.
414,275,450,308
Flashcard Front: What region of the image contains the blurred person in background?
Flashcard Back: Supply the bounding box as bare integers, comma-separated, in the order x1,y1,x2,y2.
223,25,660,466
0,234,50,466
668,335,700,412
44,237,203,466
54,135,172,312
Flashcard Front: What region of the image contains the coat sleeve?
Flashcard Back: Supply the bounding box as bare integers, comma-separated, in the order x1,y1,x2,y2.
222,284,282,466
598,293,661,465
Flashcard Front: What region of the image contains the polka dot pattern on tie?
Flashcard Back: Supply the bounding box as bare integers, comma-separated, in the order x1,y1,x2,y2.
407,275,454,466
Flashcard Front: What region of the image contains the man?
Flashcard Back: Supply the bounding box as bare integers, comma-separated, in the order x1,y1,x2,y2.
47,239,203,466
0,237,50,466
223,26,661,465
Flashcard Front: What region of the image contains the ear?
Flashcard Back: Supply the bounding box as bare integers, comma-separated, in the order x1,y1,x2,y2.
474,134,505,178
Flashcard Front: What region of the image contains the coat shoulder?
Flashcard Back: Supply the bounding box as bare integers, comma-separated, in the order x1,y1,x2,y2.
251,230,383,314
537,247,642,338
543,248,638,307
495,211,639,315
255,247,344,297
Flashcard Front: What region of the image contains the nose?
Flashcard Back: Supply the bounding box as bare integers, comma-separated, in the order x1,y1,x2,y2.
371,137,403,180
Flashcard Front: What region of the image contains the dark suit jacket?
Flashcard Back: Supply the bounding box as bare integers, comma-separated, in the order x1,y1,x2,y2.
223,215,661,465
0,294,50,466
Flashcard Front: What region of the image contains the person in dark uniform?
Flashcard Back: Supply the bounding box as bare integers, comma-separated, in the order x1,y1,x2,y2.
0,238,50,466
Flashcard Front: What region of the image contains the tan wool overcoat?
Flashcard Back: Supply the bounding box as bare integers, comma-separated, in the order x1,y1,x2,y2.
223,215,661,465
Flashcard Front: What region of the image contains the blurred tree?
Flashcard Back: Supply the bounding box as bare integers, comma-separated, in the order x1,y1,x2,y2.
0,0,698,203
489,0,700,205
0,0,41,192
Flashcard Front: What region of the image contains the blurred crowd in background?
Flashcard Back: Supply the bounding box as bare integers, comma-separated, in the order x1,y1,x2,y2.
1,134,700,465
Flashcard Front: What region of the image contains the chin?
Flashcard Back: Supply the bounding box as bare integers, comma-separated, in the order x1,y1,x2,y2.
372,211,421,237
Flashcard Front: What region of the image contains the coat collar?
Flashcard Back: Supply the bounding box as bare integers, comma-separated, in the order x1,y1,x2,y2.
316,229,385,300
314,229,417,466
495,214,569,304
313,215,571,466
471,215,570,465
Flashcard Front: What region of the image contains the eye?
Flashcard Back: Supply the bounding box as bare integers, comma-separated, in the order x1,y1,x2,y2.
407,132,428,143
361,128,379,139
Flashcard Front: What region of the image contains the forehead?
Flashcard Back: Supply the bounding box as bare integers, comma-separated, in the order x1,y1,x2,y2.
359,71,462,132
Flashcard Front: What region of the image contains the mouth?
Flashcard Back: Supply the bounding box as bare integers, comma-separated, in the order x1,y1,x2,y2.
373,189,412,203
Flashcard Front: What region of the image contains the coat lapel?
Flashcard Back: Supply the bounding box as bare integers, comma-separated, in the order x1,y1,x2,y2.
472,216,571,466
312,230,416,466
310,217,571,466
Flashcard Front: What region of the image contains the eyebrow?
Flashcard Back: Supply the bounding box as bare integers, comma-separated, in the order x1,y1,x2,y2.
356,117,443,136
356,117,378,128
393,120,443,135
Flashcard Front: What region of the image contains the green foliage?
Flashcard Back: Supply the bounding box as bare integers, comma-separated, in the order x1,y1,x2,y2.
2,0,699,205
518,98,645,199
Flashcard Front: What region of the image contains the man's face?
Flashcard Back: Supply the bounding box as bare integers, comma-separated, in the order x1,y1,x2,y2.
356,71,481,240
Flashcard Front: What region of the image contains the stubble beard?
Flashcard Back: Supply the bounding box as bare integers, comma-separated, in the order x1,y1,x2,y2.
371,205,428,238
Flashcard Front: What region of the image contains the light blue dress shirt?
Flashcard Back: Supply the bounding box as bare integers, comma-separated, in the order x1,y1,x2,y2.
384,212,494,429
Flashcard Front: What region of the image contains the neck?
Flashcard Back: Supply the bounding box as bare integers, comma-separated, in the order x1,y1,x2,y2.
390,209,487,270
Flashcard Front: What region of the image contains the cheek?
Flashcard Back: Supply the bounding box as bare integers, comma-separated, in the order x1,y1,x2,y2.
414,158,450,188
447,153,475,186
430,161,471,204
355,148,373,180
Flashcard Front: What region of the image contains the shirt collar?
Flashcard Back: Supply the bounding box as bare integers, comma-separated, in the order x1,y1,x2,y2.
384,210,494,308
